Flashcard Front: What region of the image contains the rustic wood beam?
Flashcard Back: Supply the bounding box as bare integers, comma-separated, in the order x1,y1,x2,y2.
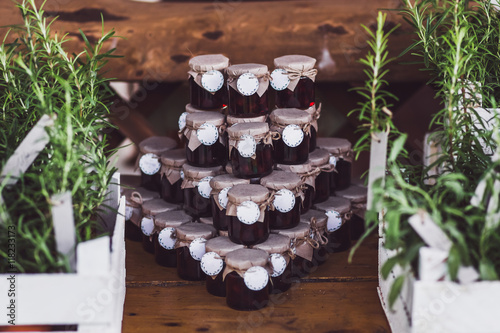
0,0,426,82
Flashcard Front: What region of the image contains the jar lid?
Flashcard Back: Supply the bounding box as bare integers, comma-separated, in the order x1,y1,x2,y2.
182,164,224,180
227,184,269,205
252,233,290,254
160,148,186,168
138,136,177,155
186,111,225,128
269,108,312,126
276,161,312,175
314,196,351,214
316,137,352,154
154,210,192,229
227,114,267,126
199,217,214,225
335,185,368,203
308,148,330,167
176,222,217,241
260,171,302,191
210,174,251,191
274,55,316,71
206,236,245,257
185,103,210,114
227,122,269,138
227,63,268,77
189,54,229,72
300,209,327,228
124,187,159,203
225,248,269,270
142,199,180,216
275,222,310,239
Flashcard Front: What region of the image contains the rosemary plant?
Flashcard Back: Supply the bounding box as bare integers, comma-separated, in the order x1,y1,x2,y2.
0,1,119,273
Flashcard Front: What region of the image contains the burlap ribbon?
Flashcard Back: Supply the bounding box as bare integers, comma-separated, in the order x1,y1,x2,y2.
270,121,311,137
226,194,274,223
222,263,273,281
227,72,270,97
181,176,202,190
284,67,318,91
160,165,182,185
330,149,354,164
228,131,280,159
269,184,306,208
292,234,319,262
181,122,226,152
174,234,207,249
127,192,144,226
306,103,322,132
211,190,225,211
188,68,221,95
298,168,321,191
309,217,329,246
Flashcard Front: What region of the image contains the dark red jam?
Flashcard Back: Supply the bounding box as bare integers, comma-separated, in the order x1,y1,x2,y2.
309,126,317,153
275,77,315,109
183,187,212,218
142,234,155,254
269,263,293,294
206,264,226,297
290,256,312,278
331,158,352,192
230,143,274,179
125,220,142,242
177,247,206,281
140,172,161,193
153,234,177,267
161,177,183,204
269,196,301,229
302,185,314,214
210,197,229,231
185,141,227,168
313,171,330,204
228,215,270,246
327,221,351,253
189,76,226,110
228,86,268,118
225,272,269,310
273,134,310,165
349,214,365,241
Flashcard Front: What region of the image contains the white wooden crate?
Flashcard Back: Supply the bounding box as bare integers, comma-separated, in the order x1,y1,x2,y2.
0,176,126,333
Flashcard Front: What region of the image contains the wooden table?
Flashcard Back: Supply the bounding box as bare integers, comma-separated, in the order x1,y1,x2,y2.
122,232,390,332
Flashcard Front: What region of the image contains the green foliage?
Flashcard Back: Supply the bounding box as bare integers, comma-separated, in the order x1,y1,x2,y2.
0,1,119,273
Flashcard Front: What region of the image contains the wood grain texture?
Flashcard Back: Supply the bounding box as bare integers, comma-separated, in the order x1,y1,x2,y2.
0,0,424,82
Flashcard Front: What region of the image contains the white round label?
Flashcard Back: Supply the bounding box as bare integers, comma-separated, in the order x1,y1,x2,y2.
329,155,338,167
140,217,155,236
237,73,259,96
139,153,161,175
197,176,213,199
237,135,257,158
282,124,304,148
158,227,176,250
201,252,224,276
270,69,290,91
326,210,342,232
201,70,224,93
125,205,133,221
269,253,287,278
196,122,219,146
273,189,296,213
236,201,260,225
244,266,269,291
178,112,188,131
189,238,207,261
218,186,231,209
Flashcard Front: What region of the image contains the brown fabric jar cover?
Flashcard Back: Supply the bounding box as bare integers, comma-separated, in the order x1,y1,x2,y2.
227,63,270,97
335,185,367,219
273,55,317,91
154,209,193,233
181,111,226,152
276,161,318,191
269,108,312,136
142,199,180,217
185,103,207,114
227,114,267,126
314,196,352,232
210,174,251,211
181,164,224,190
226,184,270,223
174,222,217,249
199,217,214,225
223,248,271,280
160,148,187,185
188,54,230,94
252,233,295,268
304,103,321,132
260,171,305,205
227,122,280,159
300,209,329,246
308,148,336,176
316,137,353,164
274,222,317,261
124,187,160,225
135,136,177,170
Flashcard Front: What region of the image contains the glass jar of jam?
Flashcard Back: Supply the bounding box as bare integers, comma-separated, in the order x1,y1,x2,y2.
260,171,303,230
252,233,294,294
123,187,159,242
272,55,317,110
137,136,177,193
227,122,276,179
304,104,321,152
188,54,229,110
226,184,270,246
181,164,224,218
201,236,245,297
316,137,353,192
224,248,270,311
153,210,193,267
335,185,367,240
309,148,335,203
160,148,186,204
226,114,267,150
275,222,317,278
275,162,317,214
209,174,250,231
227,64,269,117
140,199,180,254
269,108,312,165
300,209,329,266
181,111,227,167
175,222,217,281
314,196,352,253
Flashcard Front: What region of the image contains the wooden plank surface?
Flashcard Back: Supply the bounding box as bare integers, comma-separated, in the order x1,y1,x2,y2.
0,0,424,82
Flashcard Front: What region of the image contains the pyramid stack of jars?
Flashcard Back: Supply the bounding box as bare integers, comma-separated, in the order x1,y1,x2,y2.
123,54,368,311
